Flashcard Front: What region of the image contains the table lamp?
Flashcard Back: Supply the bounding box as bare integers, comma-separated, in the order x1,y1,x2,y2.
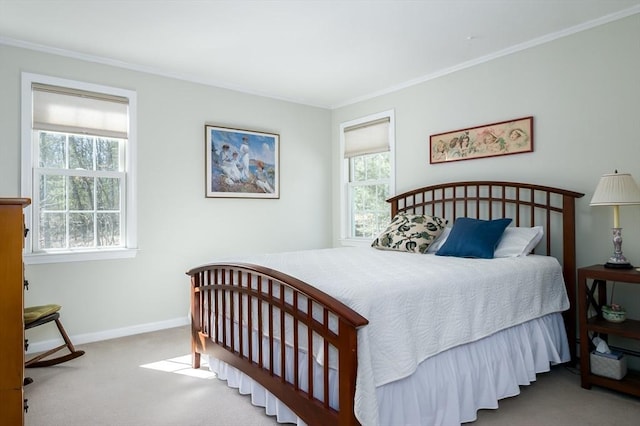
589,170,640,269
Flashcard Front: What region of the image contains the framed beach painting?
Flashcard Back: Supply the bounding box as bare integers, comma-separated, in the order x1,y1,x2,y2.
205,125,279,198
430,116,533,164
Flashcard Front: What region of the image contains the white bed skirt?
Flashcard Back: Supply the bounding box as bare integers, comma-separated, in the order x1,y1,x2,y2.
206,312,569,426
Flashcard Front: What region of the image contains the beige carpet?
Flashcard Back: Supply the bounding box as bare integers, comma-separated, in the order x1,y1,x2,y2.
23,326,640,426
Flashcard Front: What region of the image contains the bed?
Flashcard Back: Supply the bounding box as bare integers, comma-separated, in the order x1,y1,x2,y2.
187,180,584,425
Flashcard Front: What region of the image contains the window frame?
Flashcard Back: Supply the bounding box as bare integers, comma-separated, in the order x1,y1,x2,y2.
339,110,395,246
21,72,138,264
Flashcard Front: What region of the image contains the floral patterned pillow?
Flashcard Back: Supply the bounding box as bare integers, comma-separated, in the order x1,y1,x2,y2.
371,214,447,253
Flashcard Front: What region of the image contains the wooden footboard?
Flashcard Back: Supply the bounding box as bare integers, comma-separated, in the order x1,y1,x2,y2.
187,262,368,426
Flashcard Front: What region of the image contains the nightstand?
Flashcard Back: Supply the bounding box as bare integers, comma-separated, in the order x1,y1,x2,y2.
578,265,640,397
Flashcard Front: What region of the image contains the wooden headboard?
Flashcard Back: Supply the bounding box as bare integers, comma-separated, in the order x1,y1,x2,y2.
387,181,584,361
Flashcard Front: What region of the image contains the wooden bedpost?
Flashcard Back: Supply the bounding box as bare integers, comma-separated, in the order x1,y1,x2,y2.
562,193,580,365
190,273,201,369
338,318,361,426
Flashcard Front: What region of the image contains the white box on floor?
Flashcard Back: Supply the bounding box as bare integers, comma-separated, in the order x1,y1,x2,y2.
590,351,627,380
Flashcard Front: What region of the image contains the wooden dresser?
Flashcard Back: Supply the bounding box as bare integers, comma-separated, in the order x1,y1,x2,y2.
0,198,31,425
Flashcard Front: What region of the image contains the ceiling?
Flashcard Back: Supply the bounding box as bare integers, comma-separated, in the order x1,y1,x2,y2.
1,1,639,108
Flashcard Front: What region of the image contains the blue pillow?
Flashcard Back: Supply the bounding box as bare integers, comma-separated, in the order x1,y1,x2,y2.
435,217,512,259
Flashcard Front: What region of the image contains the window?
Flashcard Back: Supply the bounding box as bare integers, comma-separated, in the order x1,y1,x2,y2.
21,73,137,264
340,111,395,243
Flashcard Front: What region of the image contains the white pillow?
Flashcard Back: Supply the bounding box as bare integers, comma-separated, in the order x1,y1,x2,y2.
494,226,544,258
426,227,451,253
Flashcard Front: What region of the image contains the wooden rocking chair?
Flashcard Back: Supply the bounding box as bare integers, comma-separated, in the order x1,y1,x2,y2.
24,304,85,368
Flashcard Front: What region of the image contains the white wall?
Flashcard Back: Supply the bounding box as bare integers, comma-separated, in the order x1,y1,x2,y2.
331,14,640,348
0,44,332,348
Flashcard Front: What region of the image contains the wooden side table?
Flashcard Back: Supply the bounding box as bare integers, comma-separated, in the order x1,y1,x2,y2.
578,264,640,397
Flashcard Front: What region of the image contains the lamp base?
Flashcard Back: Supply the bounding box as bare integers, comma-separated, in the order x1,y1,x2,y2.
604,262,634,269
605,227,633,269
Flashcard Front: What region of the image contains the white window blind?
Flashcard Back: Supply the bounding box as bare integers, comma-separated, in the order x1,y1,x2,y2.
343,117,390,158
32,83,129,139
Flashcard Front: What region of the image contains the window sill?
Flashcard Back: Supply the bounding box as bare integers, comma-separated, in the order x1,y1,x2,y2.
24,248,138,265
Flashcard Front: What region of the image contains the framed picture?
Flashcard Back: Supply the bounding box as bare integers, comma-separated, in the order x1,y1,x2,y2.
429,116,533,164
205,125,279,198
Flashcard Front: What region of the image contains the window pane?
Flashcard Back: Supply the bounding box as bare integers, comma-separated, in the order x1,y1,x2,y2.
379,184,390,208
97,138,120,171
352,185,365,212
69,212,94,247
365,155,379,180
69,135,94,170
40,212,66,249
97,177,120,210
351,183,390,238
348,151,392,238
352,156,365,181
69,176,94,210
378,153,390,177
39,174,65,210
351,152,390,183
354,212,373,237
374,152,390,178
98,213,120,246
39,132,66,168
361,184,375,211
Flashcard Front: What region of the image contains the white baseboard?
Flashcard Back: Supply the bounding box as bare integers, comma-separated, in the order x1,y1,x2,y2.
26,316,190,354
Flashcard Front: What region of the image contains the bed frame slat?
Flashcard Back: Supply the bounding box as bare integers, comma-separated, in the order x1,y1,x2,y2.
307,298,314,408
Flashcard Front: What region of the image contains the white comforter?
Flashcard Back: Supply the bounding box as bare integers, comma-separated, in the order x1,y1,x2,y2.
220,247,569,426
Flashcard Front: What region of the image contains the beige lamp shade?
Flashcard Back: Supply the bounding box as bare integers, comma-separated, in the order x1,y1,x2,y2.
590,171,640,228
590,172,640,206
